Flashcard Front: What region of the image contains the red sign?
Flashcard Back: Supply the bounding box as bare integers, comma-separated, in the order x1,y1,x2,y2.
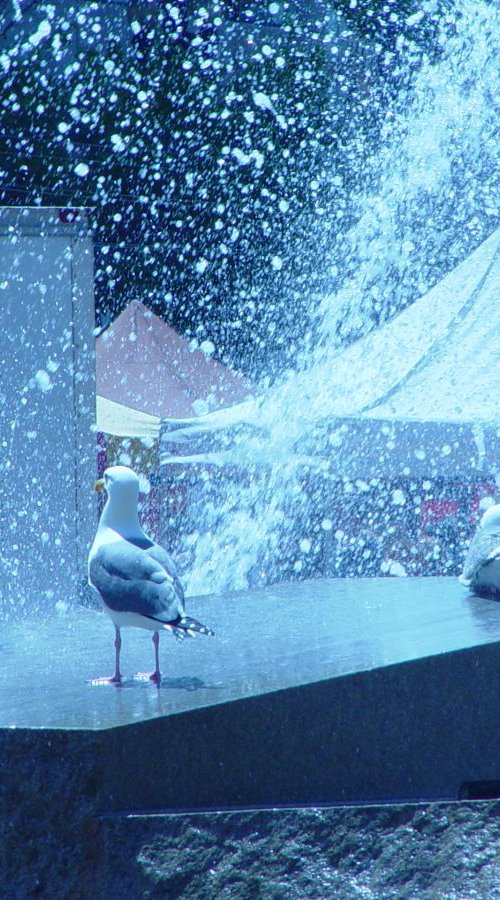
59,208,80,223
420,499,459,528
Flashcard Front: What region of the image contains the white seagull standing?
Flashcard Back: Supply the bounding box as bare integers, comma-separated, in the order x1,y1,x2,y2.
460,503,500,597
88,465,214,685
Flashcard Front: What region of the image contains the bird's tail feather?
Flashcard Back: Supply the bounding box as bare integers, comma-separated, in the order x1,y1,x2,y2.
167,616,215,641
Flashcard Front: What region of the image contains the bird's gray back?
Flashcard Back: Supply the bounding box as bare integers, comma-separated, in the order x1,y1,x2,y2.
89,540,184,620
462,529,500,583
146,542,185,602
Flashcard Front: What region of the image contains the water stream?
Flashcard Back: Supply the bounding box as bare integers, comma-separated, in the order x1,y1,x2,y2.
180,0,500,595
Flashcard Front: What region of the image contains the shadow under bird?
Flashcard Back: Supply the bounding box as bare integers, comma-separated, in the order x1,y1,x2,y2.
460,503,500,597
88,465,214,685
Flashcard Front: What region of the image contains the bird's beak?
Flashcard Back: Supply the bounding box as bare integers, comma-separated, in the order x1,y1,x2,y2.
94,478,105,493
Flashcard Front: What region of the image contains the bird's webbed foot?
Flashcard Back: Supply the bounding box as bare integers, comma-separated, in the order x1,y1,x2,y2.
87,673,123,686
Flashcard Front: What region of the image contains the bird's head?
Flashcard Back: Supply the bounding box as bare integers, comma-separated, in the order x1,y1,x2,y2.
94,466,140,503
480,503,500,533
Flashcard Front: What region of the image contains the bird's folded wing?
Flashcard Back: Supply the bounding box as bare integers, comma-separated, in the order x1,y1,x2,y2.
461,530,500,583
146,543,185,602
89,542,183,620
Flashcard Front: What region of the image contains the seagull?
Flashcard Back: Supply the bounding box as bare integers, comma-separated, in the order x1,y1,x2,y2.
460,503,500,597
88,465,214,685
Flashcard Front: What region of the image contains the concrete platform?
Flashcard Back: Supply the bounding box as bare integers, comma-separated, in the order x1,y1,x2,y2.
2,577,500,814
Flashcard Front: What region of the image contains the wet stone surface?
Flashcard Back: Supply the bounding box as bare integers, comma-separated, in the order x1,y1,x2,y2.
6,800,500,899
103,802,500,899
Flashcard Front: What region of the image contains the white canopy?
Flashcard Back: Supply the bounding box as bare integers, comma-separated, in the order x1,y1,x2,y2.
96,395,160,439
324,225,500,425
160,227,500,479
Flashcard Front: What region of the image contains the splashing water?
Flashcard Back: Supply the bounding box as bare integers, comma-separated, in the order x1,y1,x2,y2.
181,0,500,596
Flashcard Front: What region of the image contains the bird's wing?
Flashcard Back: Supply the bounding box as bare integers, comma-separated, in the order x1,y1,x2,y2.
146,542,185,605
89,540,184,622
460,529,500,584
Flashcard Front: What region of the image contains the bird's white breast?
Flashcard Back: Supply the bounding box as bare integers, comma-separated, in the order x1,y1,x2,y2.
103,607,174,631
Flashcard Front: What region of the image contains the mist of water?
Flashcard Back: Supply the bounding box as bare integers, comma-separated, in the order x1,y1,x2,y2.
181,0,500,595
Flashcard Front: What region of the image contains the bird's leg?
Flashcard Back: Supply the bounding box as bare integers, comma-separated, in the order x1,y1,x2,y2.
89,626,123,685
110,626,122,683
150,630,161,686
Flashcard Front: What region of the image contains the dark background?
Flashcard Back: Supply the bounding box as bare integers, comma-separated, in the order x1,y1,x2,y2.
0,0,475,382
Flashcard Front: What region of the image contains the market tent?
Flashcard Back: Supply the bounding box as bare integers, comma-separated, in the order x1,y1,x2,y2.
94,301,254,537
159,227,500,480
96,299,253,431
314,225,500,478
316,225,500,425
96,395,160,440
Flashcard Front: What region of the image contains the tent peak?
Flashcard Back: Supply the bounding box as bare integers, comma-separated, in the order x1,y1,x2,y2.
96,299,253,420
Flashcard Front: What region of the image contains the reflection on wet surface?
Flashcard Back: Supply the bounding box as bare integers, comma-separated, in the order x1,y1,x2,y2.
86,674,218,692
1,577,500,731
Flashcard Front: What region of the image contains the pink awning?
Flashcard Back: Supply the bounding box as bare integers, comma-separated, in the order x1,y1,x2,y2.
96,300,253,419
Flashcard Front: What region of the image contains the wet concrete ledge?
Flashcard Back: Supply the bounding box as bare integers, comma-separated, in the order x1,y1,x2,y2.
2,577,500,895
1,577,500,814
